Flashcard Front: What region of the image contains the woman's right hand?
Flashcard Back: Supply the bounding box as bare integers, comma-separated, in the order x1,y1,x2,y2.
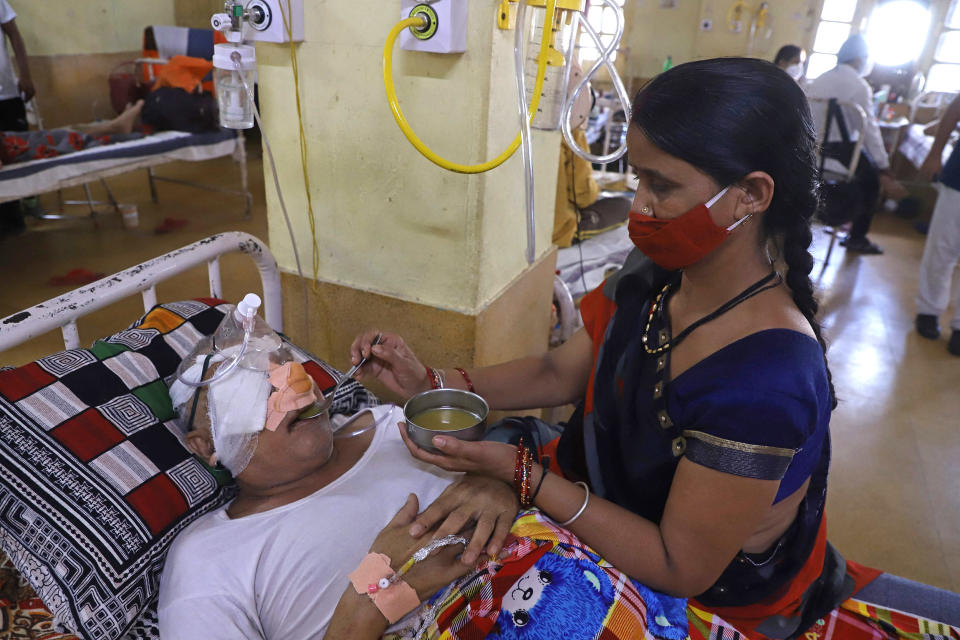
349,330,432,400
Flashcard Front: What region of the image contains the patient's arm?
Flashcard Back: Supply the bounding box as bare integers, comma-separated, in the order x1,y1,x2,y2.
323,494,472,639
351,328,594,410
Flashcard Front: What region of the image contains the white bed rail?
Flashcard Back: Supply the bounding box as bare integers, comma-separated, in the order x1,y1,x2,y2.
0,232,282,352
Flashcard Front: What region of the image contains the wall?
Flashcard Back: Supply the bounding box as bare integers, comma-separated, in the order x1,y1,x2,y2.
621,0,821,83
257,0,559,315
693,0,821,61
620,0,959,87
10,0,175,126
623,0,701,82
174,0,222,30
14,1,174,56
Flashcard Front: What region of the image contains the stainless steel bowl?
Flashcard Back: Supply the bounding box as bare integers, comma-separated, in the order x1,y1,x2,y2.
403,389,489,452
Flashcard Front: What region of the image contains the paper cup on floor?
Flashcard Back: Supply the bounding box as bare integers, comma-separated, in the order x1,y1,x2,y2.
120,204,139,229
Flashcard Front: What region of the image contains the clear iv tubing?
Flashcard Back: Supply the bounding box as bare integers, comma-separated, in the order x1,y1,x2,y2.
332,409,380,440
513,0,536,264
176,53,312,390
176,315,253,387
561,0,632,165
381,0,557,174
232,52,311,331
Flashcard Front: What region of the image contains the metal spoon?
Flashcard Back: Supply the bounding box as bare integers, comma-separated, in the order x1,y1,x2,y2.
299,333,382,418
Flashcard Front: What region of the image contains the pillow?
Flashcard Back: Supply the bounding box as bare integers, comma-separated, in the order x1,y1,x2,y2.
0,299,376,639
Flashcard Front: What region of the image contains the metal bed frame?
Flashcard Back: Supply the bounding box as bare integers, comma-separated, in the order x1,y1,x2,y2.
0,93,252,221
0,232,280,353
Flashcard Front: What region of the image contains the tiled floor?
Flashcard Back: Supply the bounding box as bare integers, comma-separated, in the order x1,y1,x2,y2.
1,152,958,592
814,214,960,592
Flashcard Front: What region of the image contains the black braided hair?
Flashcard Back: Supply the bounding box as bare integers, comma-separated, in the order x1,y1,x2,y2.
630,57,837,408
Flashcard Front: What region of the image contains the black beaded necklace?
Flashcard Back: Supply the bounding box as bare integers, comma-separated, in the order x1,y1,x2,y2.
641,271,783,355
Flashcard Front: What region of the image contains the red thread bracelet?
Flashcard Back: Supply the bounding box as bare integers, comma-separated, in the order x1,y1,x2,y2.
454,367,475,393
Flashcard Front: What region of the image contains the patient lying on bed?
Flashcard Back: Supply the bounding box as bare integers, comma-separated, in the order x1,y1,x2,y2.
158,361,514,639
159,361,686,640
0,100,144,166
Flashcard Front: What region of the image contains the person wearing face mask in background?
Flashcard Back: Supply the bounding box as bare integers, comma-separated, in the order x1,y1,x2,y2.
350,58,960,639
774,44,806,84
807,34,910,255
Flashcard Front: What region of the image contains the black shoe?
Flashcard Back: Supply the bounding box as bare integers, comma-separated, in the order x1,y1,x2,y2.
949,331,960,356
843,237,884,254
916,314,941,340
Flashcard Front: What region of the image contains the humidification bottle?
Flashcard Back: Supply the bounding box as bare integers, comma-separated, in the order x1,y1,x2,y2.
213,43,256,129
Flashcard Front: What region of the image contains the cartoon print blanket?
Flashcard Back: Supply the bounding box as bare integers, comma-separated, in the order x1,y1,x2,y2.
387,510,690,640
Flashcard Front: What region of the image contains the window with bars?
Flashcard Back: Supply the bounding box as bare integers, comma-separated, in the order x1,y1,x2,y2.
577,0,626,63
928,0,960,92
807,0,858,79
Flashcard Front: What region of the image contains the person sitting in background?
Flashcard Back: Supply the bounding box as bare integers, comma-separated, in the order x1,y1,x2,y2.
915,93,960,356
0,100,144,168
774,45,806,82
807,34,909,255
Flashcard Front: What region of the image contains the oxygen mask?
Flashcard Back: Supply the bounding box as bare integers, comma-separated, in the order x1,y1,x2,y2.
174,293,293,388
169,293,299,475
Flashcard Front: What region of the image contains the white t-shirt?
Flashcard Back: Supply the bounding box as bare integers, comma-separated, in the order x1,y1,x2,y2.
807,63,890,171
158,405,456,639
0,1,18,101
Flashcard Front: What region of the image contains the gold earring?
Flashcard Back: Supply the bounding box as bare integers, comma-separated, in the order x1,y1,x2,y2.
641,206,650,214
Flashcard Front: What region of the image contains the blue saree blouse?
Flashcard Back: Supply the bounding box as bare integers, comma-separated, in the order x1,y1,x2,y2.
557,260,833,607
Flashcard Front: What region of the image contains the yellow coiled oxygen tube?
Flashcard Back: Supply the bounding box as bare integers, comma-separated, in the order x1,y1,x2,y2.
382,0,558,175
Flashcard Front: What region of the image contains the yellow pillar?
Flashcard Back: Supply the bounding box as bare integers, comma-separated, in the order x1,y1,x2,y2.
256,0,560,395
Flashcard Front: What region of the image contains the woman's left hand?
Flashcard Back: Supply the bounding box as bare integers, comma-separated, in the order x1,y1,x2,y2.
409,475,519,565
398,422,516,483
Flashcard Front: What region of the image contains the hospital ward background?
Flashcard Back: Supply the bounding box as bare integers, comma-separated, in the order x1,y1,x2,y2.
0,0,957,639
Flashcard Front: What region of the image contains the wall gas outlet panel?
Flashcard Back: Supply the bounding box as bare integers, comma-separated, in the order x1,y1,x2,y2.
400,0,468,53
245,0,304,43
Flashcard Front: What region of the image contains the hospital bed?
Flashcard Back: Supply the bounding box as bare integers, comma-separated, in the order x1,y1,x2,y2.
0,129,252,220
0,232,377,640
0,24,253,221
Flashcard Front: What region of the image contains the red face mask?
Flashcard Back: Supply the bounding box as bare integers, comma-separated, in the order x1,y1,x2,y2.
627,186,751,270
